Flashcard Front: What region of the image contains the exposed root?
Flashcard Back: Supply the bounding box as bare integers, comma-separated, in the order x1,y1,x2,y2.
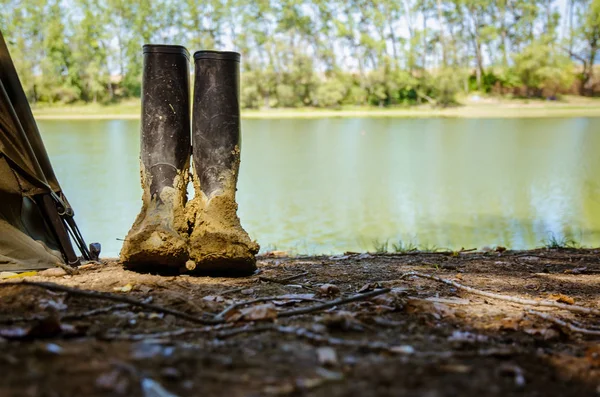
278,289,391,317
528,310,600,336
0,281,220,325
215,295,325,320
401,271,600,316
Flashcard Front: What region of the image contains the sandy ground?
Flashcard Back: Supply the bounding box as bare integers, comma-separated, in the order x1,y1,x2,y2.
0,248,599,396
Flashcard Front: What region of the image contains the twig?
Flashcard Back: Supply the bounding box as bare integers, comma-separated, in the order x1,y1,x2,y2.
528,310,600,336
278,288,391,318
401,272,600,316
1,281,220,325
101,323,234,341
61,303,131,320
0,299,151,325
215,295,324,320
259,271,309,285
220,286,247,295
55,262,79,275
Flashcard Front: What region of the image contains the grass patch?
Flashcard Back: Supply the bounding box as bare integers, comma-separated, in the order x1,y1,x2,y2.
392,240,418,253
372,239,389,253
541,233,581,249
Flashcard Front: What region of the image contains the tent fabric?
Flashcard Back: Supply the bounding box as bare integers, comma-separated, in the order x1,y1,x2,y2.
0,29,78,271
0,31,60,193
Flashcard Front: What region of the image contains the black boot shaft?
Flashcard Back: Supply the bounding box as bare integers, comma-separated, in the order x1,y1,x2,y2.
192,51,241,199
141,45,191,199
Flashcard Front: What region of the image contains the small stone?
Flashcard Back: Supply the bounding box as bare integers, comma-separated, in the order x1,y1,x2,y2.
39,268,67,277
316,347,338,366
185,260,196,271
45,343,63,355
241,288,255,295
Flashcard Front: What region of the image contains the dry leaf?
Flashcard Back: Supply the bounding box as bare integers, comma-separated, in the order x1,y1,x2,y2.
358,283,381,293
319,284,340,296
203,295,225,302
264,251,288,258
1,271,38,279
316,346,338,366
113,283,133,293
405,299,456,319
500,316,522,331
320,311,364,331
548,294,575,305
564,267,588,275
227,303,277,322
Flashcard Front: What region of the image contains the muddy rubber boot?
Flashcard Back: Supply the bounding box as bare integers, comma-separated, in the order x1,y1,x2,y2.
121,45,191,272
187,51,259,276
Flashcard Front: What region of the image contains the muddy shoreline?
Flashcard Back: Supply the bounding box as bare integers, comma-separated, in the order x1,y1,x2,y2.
1,248,599,396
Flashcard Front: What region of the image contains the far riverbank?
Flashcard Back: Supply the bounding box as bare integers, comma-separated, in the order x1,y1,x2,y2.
32,96,600,120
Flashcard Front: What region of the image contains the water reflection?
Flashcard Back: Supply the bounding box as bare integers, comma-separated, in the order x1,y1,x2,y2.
38,117,600,256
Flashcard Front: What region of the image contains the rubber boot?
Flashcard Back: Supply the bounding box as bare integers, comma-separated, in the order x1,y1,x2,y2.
121,45,191,271
187,51,259,276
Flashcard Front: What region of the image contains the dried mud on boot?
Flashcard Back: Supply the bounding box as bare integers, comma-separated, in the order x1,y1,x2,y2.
186,175,259,277
120,168,190,273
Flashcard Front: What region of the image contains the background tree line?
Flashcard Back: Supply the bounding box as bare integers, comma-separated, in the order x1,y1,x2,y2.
1,0,599,108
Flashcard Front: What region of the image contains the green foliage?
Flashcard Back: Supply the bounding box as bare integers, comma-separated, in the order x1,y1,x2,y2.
315,78,347,108
434,68,465,106
512,37,575,97
2,0,597,106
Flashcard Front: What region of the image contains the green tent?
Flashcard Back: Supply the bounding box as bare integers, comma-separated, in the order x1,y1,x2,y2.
0,29,90,272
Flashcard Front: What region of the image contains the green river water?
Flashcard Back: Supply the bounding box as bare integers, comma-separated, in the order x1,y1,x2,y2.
38,117,600,257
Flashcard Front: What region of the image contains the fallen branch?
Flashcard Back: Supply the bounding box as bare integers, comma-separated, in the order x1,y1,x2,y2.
215,295,324,320
1,281,220,325
401,272,600,316
278,288,390,318
528,310,600,336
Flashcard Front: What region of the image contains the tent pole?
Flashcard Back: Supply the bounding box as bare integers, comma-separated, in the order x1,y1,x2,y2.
37,194,81,267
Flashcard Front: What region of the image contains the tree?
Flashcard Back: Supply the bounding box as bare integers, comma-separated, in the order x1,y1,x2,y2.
513,37,575,97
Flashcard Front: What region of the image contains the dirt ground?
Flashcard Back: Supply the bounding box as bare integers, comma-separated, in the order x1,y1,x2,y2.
1,248,599,397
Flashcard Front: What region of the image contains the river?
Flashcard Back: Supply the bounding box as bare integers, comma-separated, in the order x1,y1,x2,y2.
38,117,600,257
